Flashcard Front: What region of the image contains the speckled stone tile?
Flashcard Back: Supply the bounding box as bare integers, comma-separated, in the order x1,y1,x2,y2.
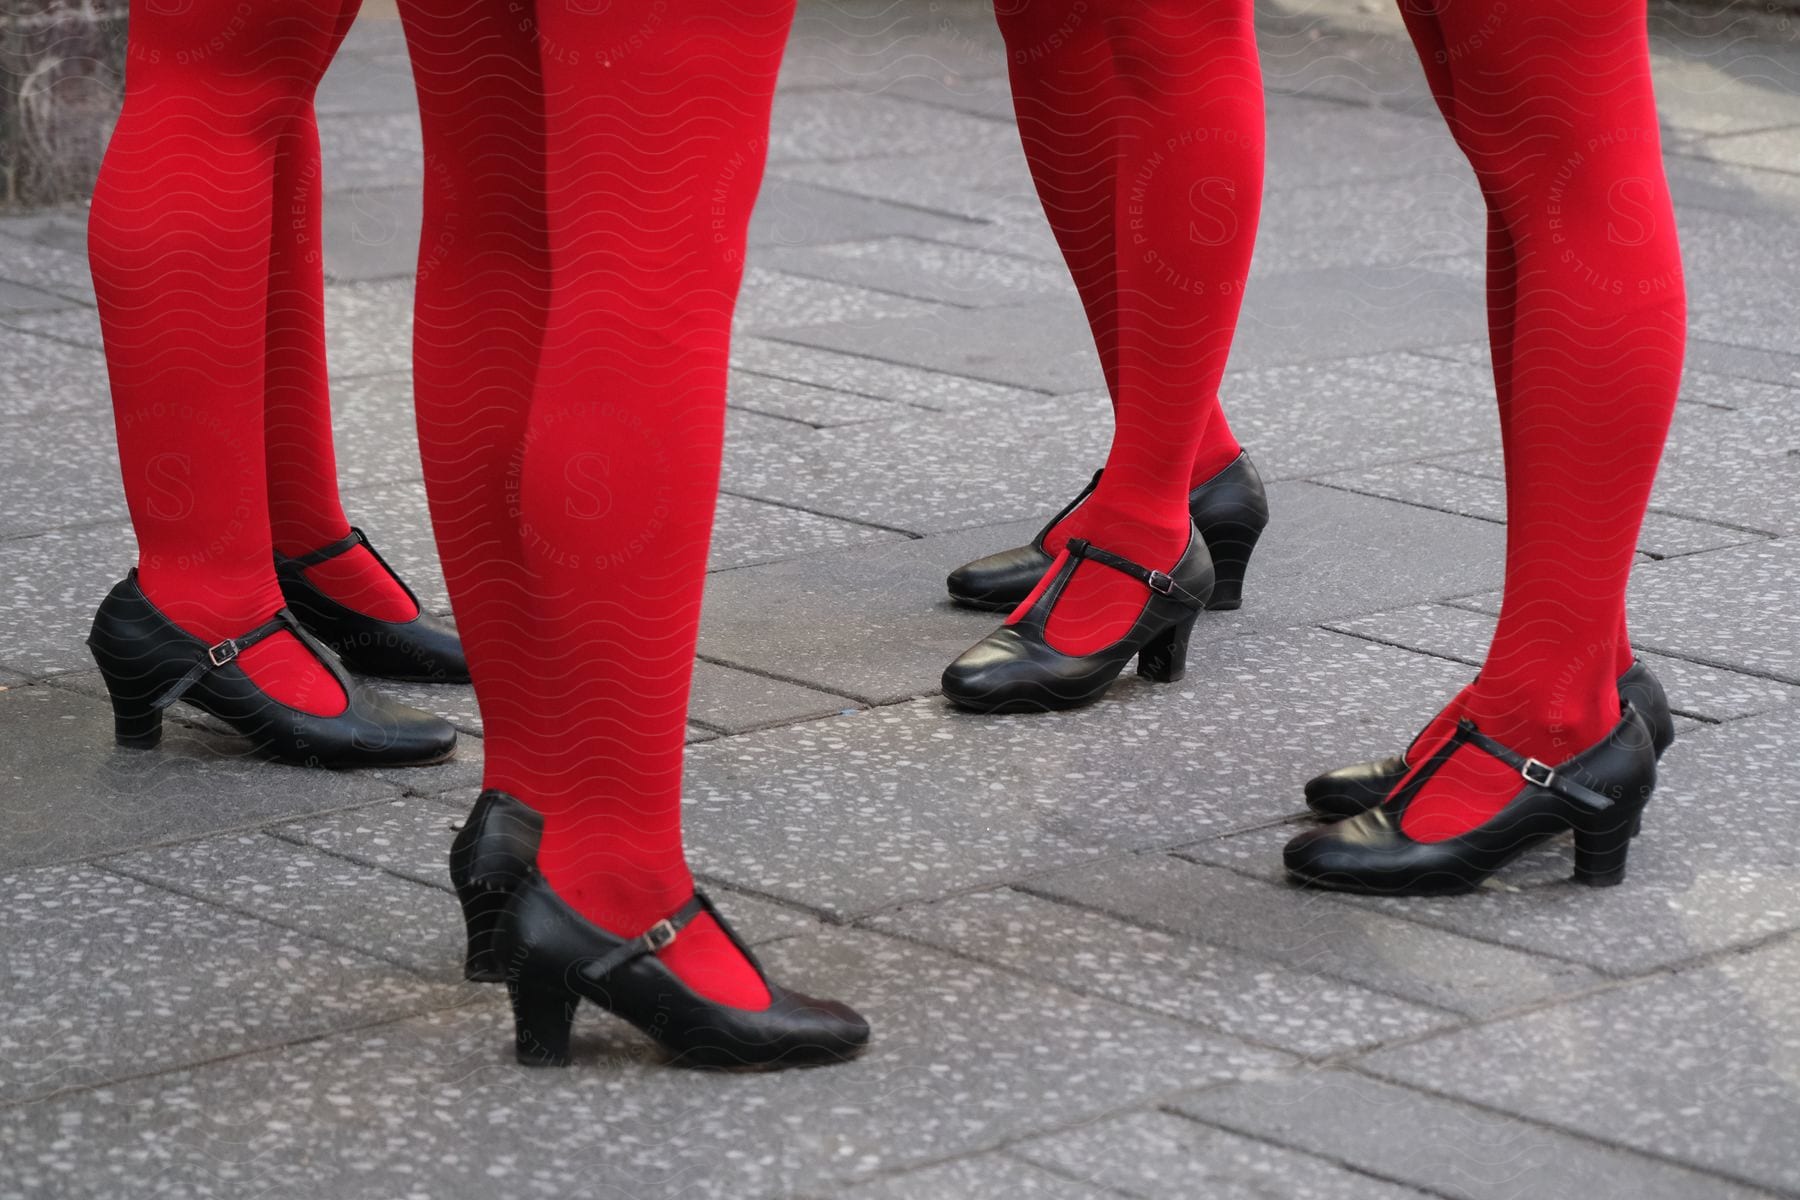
711,493,908,572
881,71,1019,121
317,111,425,190
1190,705,1800,978
1328,347,1497,399
1324,602,1800,722
719,393,1109,535
1174,1069,1773,1200
319,184,421,282
1683,338,1800,389
749,178,983,250
1680,367,1800,410
0,277,79,315
779,3,1005,93
1011,1109,1436,1200
0,328,112,419
729,368,920,427
768,91,1019,167
0,407,128,538
0,684,399,871
0,863,461,1106
772,146,1044,228
3,303,103,348
822,1154,1111,1200
1312,461,1765,559
869,887,1455,1058
737,266,953,334
0,929,1283,1200
730,336,1048,412
1022,854,1599,1017
320,369,425,488
761,237,1072,309
1252,172,1485,274
690,659,857,735
313,41,418,116
104,831,466,978
323,277,416,379
270,794,470,890
1227,265,1488,371
1360,931,1800,1194
681,630,1474,916
0,221,98,304
769,297,1108,393
369,729,484,796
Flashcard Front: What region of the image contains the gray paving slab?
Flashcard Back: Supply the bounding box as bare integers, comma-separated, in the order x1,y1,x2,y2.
823,1154,1111,1200
869,887,1456,1058
1253,172,1485,274
0,406,128,539
320,184,422,282
770,293,1105,393
323,276,416,378
712,493,909,572
1683,338,1800,388
0,327,111,420
681,630,1474,916
780,4,1006,92
1023,854,1600,1017
1229,265,1489,370
750,177,984,250
738,266,953,334
760,236,1072,309
313,41,418,116
690,658,858,735
880,72,1018,121
731,335,1050,412
0,276,77,315
0,684,399,871
103,830,467,978
0,227,97,305
317,110,425,191
0,862,461,1106
773,145,1043,225
1261,104,1469,194
1666,153,1800,221
729,367,924,427
3,302,102,348
1323,601,1800,722
1359,931,1800,1195
0,928,1284,1200
1312,460,1766,559
1011,1109,1435,1200
768,90,1019,167
1174,1069,1777,1200
1190,705,1800,978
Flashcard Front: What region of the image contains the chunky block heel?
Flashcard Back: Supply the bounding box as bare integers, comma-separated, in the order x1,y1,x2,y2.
1137,613,1199,683
1200,521,1262,612
1573,808,1642,887
106,689,163,749
508,980,578,1067
447,790,544,983
458,883,510,982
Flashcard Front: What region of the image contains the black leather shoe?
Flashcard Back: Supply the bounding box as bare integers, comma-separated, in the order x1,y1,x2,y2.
1303,659,1675,820
276,528,469,683
942,528,1214,713
1284,705,1657,895
450,789,544,982
87,571,457,767
498,872,871,1069
946,450,1268,613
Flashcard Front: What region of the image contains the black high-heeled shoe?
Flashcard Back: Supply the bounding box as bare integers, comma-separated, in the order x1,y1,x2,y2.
1303,659,1675,820
498,871,871,1069
449,789,544,982
87,571,457,767
1284,704,1658,895
946,450,1268,613
941,527,1214,713
276,527,469,683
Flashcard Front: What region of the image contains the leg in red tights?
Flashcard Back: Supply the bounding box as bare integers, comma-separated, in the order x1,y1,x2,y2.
262,0,420,625
1379,0,1683,842
399,0,797,1008
91,0,358,716
996,0,1264,654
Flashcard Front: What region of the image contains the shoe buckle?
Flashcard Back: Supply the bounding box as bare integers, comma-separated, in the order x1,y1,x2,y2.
206,638,240,667
1146,570,1175,595
1520,757,1556,788
641,918,678,953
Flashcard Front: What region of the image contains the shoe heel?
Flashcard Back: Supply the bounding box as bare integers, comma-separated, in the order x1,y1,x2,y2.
101,679,163,749
457,883,509,983
1573,809,1641,887
1201,522,1263,612
508,980,578,1067
1137,613,1199,684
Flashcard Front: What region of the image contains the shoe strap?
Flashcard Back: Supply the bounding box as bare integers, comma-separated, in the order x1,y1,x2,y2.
1064,538,1206,609
279,528,367,569
151,609,309,711
1455,720,1617,812
576,893,712,983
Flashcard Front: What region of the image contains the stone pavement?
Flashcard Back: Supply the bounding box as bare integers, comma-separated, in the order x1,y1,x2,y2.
2,1,1799,1196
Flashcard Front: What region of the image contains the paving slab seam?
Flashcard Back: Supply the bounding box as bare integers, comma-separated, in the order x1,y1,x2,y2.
753,326,1102,397
761,171,997,226
747,259,1022,314
854,902,1437,1063
1335,1063,1799,1199
730,361,1040,412
0,991,487,1117
95,854,463,985
713,487,927,540
691,651,882,709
